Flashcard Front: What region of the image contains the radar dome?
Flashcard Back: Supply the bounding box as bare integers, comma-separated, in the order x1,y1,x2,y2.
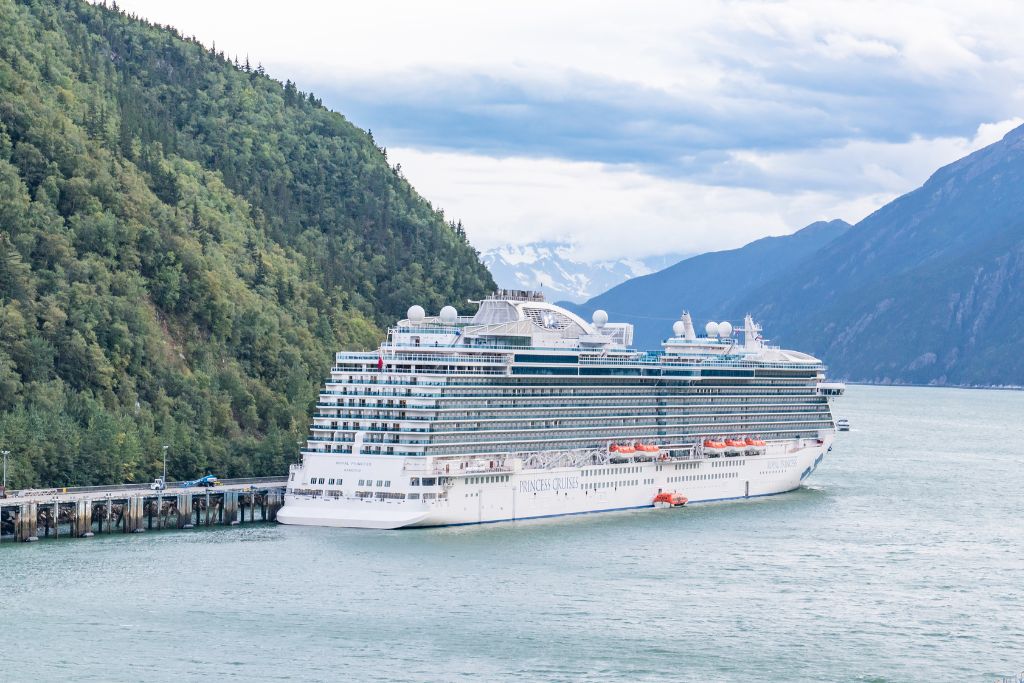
439,305,458,323
592,309,608,328
407,305,425,322
719,321,733,338
705,321,720,338
672,320,686,337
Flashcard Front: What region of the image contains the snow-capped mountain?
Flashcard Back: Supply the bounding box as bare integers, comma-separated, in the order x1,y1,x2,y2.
481,242,686,303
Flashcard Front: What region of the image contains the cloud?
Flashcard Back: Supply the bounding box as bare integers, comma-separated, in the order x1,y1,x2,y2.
108,0,1024,263
392,148,853,261
111,1,1024,167
393,118,1024,262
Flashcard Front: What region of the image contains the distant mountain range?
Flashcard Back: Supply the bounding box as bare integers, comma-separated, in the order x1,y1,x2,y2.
482,242,685,303
562,219,852,350
567,124,1024,387
740,123,1024,387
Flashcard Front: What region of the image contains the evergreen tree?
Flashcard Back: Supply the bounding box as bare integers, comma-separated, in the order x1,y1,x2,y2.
0,0,495,487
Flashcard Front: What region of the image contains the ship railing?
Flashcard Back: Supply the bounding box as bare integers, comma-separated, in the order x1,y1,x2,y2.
374,352,509,364
432,463,514,476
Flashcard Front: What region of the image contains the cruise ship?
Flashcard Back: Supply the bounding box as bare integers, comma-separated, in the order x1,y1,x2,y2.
277,290,844,529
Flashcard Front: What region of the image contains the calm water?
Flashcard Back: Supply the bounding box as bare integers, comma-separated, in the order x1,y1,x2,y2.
2,385,1023,682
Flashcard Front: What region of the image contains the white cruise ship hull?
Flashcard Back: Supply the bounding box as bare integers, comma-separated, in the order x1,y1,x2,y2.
278,439,831,530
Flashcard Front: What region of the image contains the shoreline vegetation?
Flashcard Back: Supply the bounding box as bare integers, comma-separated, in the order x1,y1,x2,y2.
0,0,494,489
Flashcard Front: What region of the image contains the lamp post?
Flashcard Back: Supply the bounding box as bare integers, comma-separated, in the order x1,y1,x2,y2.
2,450,9,490
162,445,169,484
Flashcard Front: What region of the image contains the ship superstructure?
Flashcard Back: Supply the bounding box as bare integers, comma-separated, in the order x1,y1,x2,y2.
277,290,843,529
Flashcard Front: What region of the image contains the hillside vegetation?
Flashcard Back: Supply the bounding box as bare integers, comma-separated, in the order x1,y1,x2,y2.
0,0,494,487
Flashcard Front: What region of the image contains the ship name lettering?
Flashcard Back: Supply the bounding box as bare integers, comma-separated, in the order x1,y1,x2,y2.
519,476,580,493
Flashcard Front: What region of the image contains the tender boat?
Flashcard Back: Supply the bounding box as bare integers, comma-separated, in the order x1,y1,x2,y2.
836,418,850,432
653,492,688,508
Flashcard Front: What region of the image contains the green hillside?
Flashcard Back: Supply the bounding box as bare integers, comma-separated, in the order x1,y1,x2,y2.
0,0,494,487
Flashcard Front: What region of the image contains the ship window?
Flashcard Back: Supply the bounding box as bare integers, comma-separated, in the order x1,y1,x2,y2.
422,478,437,486
376,480,383,487
328,479,335,485
410,478,420,486
408,493,420,500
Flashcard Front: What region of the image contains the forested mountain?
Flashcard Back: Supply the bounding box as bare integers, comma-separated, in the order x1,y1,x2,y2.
563,220,851,350
0,0,494,487
741,124,1024,386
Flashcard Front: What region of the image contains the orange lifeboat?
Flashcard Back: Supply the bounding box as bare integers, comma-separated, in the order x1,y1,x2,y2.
617,445,635,454
635,443,660,452
724,438,745,447
703,439,726,458
653,492,688,508
609,444,620,453
745,437,766,447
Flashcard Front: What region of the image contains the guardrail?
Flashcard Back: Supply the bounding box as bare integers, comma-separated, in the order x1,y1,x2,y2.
1,476,287,499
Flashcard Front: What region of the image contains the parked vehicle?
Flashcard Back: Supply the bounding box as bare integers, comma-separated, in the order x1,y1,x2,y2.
182,474,220,488
149,477,166,491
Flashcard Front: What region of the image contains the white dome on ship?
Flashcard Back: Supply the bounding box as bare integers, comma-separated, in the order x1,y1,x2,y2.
439,305,458,323
592,309,608,328
705,321,719,338
407,305,425,322
719,321,733,338
672,320,685,337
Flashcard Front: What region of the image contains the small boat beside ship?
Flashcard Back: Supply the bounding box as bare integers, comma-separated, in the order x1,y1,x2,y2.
653,492,688,508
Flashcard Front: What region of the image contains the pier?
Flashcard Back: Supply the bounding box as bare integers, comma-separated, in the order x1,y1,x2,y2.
0,478,286,542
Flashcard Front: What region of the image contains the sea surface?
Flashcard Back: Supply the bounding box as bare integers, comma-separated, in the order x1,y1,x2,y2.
1,385,1023,682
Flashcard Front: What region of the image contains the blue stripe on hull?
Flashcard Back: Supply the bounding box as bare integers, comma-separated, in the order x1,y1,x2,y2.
416,486,801,528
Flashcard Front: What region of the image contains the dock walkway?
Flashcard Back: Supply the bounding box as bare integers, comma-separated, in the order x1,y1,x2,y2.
0,477,287,542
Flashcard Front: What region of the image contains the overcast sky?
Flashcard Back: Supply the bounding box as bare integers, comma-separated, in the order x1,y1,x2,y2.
111,0,1024,262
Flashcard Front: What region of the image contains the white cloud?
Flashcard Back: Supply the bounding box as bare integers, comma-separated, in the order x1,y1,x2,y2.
394,148,838,261
712,118,1024,193
106,0,1024,264
108,1,1024,96
394,117,1023,262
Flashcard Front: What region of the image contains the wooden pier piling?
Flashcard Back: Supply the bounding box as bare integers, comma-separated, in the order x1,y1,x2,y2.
1,478,286,542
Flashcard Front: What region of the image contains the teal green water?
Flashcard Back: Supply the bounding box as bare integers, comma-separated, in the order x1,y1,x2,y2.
2,385,1023,682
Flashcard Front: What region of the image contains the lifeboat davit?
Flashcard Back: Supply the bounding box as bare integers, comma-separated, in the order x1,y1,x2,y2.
653,492,688,508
